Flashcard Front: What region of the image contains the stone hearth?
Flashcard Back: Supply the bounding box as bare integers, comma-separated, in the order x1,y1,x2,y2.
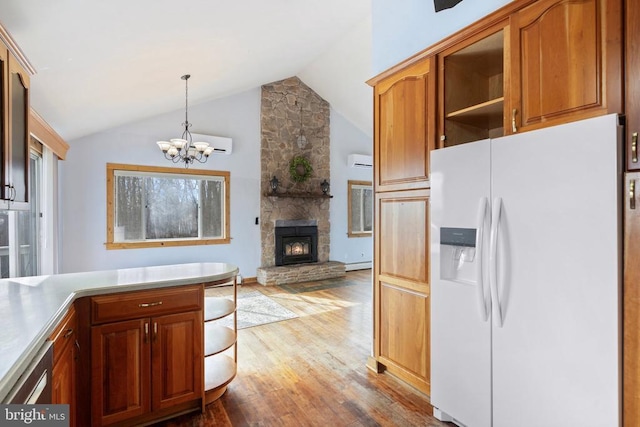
257,261,345,286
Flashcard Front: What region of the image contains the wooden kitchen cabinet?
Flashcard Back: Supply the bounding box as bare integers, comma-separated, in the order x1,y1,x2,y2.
366,0,624,397
0,38,30,210
625,0,640,171
151,311,203,410
50,305,77,427
371,56,436,192
509,0,622,133
373,189,431,394
369,54,434,393
89,285,203,426
7,54,29,209
91,318,149,425
625,173,640,426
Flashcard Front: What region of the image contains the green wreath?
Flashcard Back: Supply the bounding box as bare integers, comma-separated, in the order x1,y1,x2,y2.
289,156,313,183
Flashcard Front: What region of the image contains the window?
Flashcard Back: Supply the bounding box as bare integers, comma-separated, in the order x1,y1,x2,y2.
106,163,230,249
348,180,373,237
0,148,42,278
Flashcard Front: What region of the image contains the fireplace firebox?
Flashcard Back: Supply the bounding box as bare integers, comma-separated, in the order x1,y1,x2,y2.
275,220,318,266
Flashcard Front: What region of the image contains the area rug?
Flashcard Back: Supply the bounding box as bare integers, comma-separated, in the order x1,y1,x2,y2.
215,291,298,330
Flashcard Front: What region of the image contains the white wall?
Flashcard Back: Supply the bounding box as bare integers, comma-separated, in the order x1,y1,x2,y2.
59,88,262,277
299,16,373,138
371,0,512,74
329,109,373,267
59,86,370,278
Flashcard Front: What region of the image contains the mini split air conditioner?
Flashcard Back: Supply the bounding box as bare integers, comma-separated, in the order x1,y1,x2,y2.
191,133,233,155
347,154,373,169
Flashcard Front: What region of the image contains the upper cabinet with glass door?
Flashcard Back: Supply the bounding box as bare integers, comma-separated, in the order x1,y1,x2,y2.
438,23,507,148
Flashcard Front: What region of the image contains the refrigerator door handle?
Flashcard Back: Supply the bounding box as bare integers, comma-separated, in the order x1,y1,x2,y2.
489,197,504,328
475,197,490,321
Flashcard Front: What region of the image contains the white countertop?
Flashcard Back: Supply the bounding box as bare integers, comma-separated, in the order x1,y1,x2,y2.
0,262,238,402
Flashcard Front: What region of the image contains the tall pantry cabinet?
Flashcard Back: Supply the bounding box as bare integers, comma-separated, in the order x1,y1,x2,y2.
369,56,435,394
368,0,622,399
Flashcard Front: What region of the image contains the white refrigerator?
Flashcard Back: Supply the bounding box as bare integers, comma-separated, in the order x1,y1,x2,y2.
430,114,621,427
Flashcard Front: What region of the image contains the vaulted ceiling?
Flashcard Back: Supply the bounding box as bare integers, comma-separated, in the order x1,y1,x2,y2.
0,0,373,142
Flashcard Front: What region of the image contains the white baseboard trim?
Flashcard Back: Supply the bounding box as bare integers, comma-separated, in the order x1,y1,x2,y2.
345,262,372,271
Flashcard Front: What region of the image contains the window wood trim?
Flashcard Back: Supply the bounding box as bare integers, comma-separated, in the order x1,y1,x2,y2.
106,163,231,250
348,180,373,238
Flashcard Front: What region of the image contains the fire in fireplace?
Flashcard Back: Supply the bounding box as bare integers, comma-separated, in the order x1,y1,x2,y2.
275,220,318,266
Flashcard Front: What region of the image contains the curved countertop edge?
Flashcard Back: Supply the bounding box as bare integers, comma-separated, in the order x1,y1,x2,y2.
0,262,239,403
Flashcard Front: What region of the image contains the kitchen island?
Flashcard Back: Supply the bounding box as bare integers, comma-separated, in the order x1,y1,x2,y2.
0,262,238,411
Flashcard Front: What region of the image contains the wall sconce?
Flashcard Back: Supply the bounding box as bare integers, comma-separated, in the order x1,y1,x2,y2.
320,179,330,195
270,176,280,193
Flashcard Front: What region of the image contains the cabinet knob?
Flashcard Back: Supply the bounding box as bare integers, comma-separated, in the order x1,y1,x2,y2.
632,132,638,163
631,180,636,210
511,109,518,133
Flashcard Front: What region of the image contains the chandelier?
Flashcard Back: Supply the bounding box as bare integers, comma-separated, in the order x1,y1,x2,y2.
156,74,213,167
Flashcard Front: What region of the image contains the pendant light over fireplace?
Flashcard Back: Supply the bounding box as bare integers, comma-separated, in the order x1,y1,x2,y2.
156,74,214,167
296,100,308,149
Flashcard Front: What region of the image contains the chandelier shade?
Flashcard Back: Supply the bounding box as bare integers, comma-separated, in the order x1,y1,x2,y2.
156,74,213,167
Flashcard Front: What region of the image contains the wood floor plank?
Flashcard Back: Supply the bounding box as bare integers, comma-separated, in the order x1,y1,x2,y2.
156,270,449,426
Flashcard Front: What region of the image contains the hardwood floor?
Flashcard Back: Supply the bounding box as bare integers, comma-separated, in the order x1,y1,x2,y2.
157,270,449,427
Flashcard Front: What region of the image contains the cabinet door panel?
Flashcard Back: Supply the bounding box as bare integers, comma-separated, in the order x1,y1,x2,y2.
52,343,76,427
377,194,429,285
512,0,621,132
374,189,430,393
374,57,435,192
626,0,640,171
378,282,430,391
151,311,203,410
92,318,150,425
624,173,640,426
51,306,77,426
7,55,28,208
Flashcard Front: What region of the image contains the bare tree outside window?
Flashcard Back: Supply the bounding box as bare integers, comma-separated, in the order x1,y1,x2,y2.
348,180,373,237
107,164,230,249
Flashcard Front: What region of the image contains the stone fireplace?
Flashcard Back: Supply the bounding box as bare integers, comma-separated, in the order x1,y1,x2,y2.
257,77,345,285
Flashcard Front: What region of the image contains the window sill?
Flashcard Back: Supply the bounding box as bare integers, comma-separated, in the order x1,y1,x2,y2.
106,238,231,250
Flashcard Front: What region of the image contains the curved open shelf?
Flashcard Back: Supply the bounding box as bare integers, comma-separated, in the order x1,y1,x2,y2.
204,353,237,404
205,323,236,356
204,296,235,322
